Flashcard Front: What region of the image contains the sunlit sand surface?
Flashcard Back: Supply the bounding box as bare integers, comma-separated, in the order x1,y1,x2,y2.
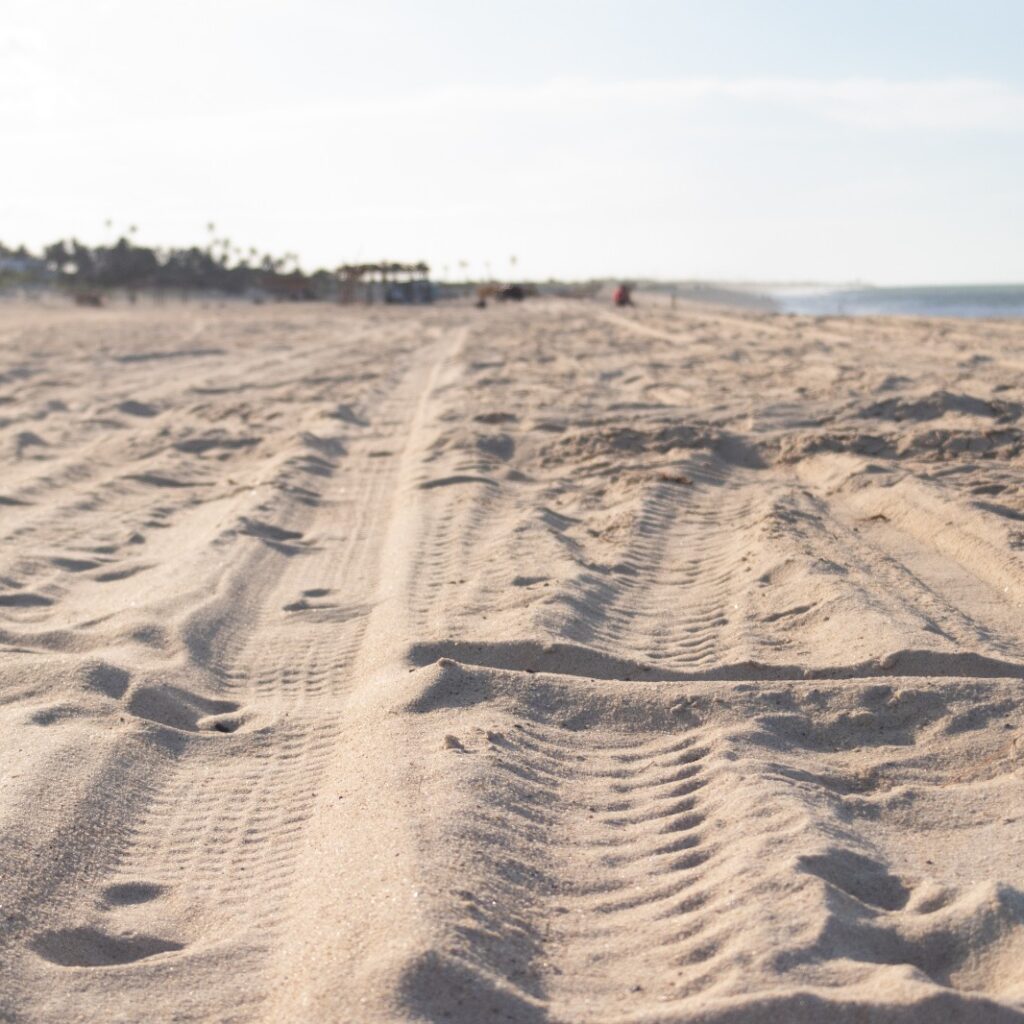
2,299,1024,1022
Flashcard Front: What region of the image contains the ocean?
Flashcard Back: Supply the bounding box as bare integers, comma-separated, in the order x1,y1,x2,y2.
770,284,1024,319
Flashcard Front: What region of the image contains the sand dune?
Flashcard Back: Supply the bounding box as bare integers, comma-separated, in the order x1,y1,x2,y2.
1,299,1023,1021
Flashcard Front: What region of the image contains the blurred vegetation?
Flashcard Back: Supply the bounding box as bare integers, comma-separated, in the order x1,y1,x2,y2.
0,233,338,300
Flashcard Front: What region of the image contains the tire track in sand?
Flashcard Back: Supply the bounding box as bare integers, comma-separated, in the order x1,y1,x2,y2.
9,320,450,1023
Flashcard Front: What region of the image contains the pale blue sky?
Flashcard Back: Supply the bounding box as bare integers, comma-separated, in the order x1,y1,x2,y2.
3,0,1022,282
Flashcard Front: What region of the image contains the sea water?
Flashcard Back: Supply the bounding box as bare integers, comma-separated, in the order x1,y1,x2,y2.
771,284,1024,319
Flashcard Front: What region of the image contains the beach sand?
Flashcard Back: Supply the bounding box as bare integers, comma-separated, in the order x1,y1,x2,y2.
1,298,1023,1022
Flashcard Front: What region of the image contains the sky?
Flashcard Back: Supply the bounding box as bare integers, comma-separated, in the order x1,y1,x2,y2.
2,0,1022,284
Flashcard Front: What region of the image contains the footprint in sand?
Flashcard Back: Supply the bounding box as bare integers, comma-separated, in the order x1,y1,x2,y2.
30,927,183,967
101,882,166,907
127,684,244,734
283,586,336,612
0,592,54,608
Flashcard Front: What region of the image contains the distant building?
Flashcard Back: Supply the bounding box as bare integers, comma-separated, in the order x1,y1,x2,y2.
337,262,433,304
0,254,50,277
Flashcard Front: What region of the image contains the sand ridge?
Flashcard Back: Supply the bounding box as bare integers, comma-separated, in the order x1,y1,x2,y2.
0,299,1023,1021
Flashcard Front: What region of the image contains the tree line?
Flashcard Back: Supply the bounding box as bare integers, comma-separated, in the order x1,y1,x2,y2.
0,235,338,299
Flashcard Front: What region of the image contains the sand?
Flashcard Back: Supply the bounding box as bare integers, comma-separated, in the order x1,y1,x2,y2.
1,298,1023,1022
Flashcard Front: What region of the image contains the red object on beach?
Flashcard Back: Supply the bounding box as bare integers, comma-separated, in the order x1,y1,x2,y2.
613,284,632,307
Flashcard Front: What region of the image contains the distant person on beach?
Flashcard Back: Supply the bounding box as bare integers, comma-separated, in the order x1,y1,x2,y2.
613,283,633,307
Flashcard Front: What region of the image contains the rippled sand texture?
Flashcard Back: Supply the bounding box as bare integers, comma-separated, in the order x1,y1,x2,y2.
1,299,1024,1022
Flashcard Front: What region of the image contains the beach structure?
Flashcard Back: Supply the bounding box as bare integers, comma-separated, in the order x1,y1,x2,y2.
337,261,433,304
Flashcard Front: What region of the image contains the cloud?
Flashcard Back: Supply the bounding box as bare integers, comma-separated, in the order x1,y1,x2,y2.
5,43,1022,139
711,77,1024,131
276,75,1024,134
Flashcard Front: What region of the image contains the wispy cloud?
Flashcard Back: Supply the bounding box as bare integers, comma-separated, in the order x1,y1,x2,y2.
276,76,1024,133
4,38,1022,138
